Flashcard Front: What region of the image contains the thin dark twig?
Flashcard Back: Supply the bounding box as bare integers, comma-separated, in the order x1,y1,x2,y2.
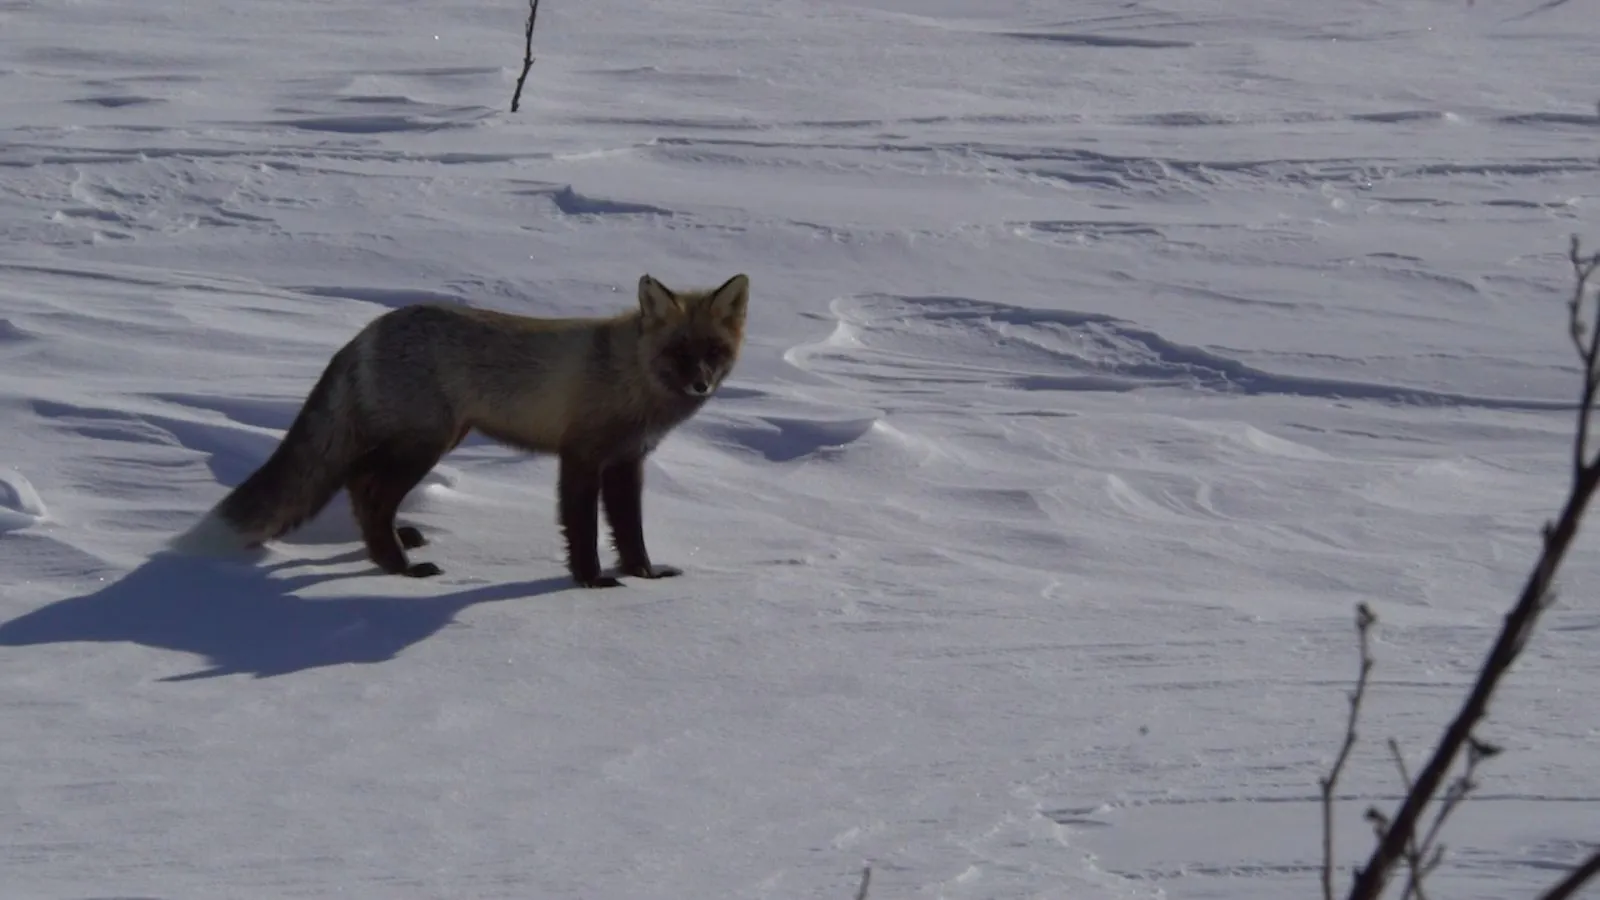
1414,738,1499,876
1536,847,1600,900
1322,602,1377,900
509,0,542,113
854,865,872,900
1387,739,1412,788
1345,238,1600,899
1387,739,1429,900
1567,236,1600,479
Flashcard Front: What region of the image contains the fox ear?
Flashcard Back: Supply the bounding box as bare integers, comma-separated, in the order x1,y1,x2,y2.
708,273,749,325
638,274,682,320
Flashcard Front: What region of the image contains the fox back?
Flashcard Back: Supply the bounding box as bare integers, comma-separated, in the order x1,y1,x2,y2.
339,273,744,457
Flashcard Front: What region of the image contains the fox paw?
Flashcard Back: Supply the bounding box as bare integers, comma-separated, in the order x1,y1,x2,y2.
403,562,443,578
622,563,682,580
575,574,624,589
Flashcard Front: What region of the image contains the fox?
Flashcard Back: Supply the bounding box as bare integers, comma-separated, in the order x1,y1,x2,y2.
174,272,749,588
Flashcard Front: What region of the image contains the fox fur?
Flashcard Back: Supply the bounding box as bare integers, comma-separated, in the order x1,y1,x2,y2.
174,273,749,587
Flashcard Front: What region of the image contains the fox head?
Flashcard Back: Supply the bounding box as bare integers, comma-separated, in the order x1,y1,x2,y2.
636,273,748,399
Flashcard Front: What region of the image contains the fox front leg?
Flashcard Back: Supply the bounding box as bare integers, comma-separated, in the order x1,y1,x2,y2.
557,453,620,588
600,453,682,581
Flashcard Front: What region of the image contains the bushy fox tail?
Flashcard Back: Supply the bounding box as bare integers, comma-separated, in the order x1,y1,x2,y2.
171,344,365,555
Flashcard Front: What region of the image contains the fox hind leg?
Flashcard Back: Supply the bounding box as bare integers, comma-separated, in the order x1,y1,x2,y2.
387,423,471,551
348,437,447,577
388,424,471,551
396,525,428,549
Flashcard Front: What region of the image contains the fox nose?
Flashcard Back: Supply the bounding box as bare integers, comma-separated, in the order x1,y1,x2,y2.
689,379,712,396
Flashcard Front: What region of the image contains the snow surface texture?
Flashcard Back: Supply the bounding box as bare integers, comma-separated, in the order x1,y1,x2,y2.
3,0,1599,897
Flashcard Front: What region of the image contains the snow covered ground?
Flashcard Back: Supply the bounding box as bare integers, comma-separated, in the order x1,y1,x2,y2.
3,0,1599,896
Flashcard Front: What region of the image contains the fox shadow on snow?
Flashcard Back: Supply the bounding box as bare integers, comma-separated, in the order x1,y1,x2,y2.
0,550,570,681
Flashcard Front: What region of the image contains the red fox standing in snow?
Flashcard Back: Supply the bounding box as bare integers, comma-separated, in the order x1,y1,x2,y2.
175,273,749,587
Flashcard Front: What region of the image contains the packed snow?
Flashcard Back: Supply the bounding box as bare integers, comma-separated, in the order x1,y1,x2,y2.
3,0,1599,896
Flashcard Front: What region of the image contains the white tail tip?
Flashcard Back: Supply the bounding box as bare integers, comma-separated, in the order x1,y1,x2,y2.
167,508,254,557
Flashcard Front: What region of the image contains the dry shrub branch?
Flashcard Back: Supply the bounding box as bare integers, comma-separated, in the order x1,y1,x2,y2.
510,0,542,113
1322,236,1600,900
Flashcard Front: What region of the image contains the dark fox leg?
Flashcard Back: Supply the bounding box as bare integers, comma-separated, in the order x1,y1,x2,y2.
558,452,618,588
391,425,468,550
600,454,681,580
347,439,447,577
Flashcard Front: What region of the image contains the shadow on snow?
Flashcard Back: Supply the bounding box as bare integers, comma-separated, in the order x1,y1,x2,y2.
0,551,569,681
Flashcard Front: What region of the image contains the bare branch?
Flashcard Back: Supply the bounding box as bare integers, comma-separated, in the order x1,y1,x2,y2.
1403,734,1499,898
1322,602,1377,900
854,865,872,900
1536,847,1600,900
1567,235,1600,478
509,0,542,113
1344,236,1600,899
1387,739,1412,788
1387,739,1430,900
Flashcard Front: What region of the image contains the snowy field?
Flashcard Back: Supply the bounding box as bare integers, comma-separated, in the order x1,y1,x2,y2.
3,0,1600,896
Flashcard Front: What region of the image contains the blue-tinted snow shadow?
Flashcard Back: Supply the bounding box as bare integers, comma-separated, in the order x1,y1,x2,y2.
0,551,569,681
